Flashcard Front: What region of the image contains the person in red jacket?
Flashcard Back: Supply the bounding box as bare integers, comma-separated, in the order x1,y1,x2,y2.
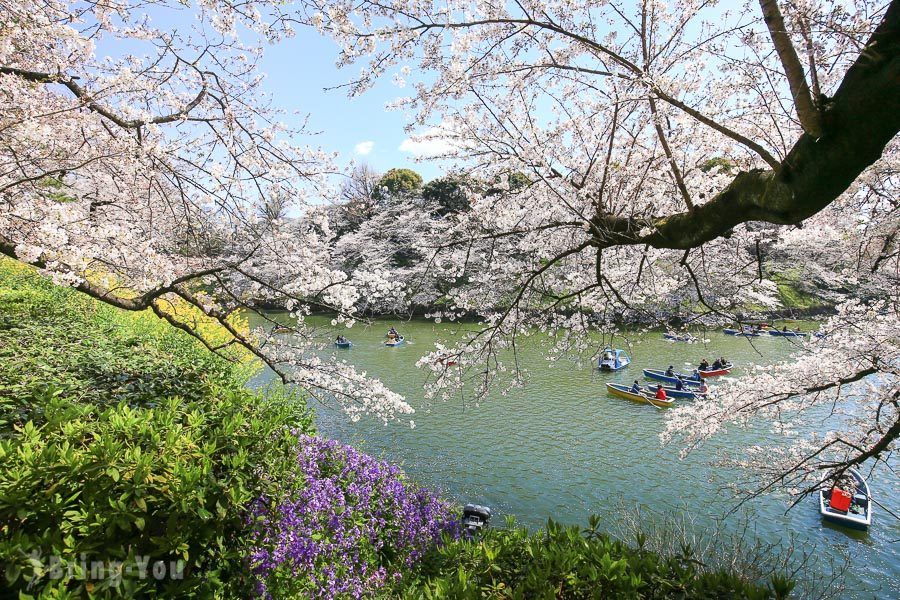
655,386,667,400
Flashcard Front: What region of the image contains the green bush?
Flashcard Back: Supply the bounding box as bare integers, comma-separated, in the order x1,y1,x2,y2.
0,260,315,597
399,516,791,599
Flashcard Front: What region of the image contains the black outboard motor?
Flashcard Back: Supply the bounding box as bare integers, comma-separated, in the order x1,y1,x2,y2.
462,503,492,533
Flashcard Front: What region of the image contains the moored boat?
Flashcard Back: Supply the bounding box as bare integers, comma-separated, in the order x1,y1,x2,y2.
462,504,492,533
819,468,872,530
598,348,630,371
642,369,707,388
606,383,675,408
646,384,707,399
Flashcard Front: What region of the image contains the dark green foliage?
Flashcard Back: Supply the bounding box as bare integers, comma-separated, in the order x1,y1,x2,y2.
422,175,471,215
398,516,786,599
0,260,315,597
376,168,423,200
484,171,531,196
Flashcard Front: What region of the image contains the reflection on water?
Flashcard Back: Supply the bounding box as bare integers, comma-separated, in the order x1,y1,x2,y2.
248,315,899,599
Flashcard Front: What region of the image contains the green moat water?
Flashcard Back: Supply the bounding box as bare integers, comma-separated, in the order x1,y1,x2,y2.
249,315,898,598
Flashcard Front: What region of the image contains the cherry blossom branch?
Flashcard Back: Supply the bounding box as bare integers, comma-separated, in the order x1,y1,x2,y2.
758,0,824,137
650,89,781,169
0,66,209,130
591,0,899,249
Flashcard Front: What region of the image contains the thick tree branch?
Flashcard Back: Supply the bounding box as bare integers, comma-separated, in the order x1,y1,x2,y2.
590,0,900,250
758,0,824,137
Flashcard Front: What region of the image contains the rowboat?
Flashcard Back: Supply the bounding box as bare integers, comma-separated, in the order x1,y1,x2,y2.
606,383,675,408
663,333,697,342
697,363,733,377
723,328,761,337
273,326,292,334
819,468,872,530
768,330,807,337
642,369,707,389
646,384,707,399
598,348,630,371
385,335,405,347
335,340,352,348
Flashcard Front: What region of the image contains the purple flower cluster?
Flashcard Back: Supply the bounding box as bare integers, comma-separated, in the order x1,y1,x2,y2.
249,435,460,599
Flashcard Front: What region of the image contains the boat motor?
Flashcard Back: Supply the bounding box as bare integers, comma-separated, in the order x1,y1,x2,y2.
462,503,492,533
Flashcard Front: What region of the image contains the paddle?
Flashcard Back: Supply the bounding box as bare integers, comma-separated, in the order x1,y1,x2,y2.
640,388,664,410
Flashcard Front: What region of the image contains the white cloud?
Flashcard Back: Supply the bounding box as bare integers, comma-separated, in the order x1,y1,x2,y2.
398,125,458,157
354,141,374,155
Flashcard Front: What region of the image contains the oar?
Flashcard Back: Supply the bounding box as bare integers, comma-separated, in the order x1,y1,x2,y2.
870,496,900,521
640,387,664,410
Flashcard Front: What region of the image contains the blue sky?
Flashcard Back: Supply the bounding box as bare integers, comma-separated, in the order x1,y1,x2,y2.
255,28,447,182
95,7,448,183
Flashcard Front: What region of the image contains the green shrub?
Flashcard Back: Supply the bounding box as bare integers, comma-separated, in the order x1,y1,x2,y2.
399,516,789,599
0,259,315,597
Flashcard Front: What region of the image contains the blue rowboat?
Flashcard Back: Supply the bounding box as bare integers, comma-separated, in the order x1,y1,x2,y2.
724,328,760,337
335,340,352,348
646,384,706,399
819,468,872,530
642,369,707,389
768,330,807,337
385,335,405,347
598,348,630,371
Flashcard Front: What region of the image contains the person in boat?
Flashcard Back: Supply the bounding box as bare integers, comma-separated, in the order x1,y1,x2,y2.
782,325,788,332
719,357,728,367
698,359,710,371
630,380,641,394
711,358,723,370
692,369,701,381
336,335,347,344
388,326,398,336
655,386,667,400
665,365,675,377
674,376,684,391
794,326,802,332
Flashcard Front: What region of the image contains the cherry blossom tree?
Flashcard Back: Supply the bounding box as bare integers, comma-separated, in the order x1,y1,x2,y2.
299,0,899,501
0,0,412,422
